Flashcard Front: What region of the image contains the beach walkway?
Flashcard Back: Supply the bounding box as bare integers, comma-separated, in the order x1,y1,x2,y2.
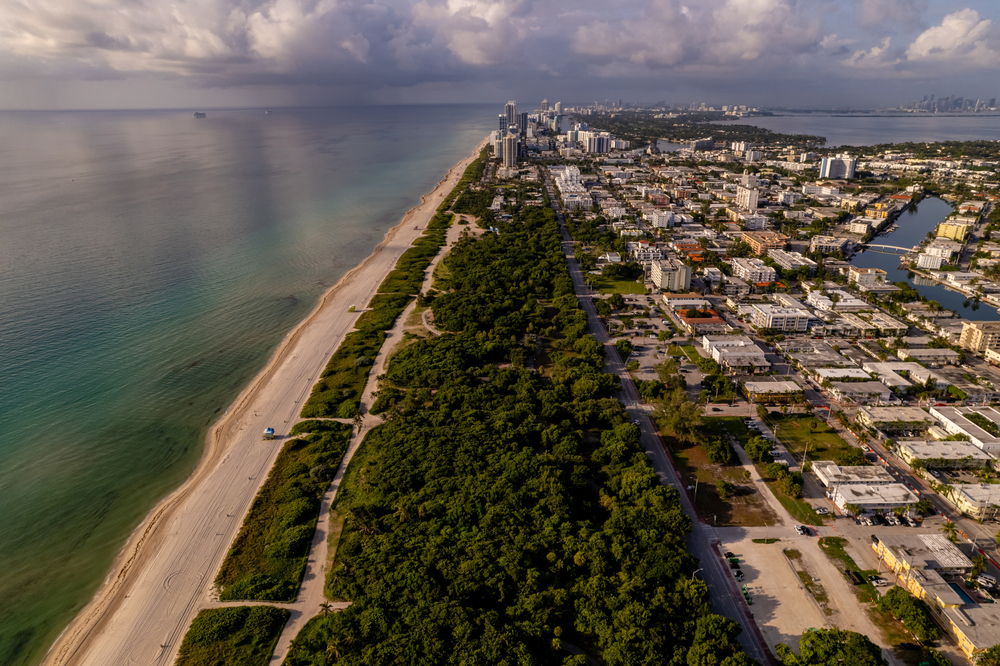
43,141,486,666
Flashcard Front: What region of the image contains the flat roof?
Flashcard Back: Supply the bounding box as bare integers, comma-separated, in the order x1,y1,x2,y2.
744,380,803,393
835,483,919,506
897,441,994,461
906,567,967,607
813,461,895,485
814,368,872,379
876,533,973,570
829,380,891,394
930,406,1000,445
858,406,935,423
943,605,1000,649
952,484,1000,504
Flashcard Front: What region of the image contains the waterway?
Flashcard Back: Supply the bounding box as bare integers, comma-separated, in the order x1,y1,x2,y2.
848,196,1000,320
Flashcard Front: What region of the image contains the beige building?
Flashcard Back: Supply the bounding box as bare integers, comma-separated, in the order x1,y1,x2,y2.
741,231,788,255
959,320,1000,353
650,259,692,292
848,266,887,287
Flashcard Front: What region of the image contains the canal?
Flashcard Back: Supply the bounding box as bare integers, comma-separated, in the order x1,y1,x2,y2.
848,196,1000,321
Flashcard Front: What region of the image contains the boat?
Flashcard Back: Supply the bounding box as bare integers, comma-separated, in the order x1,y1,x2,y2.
264,110,272,115
193,112,206,118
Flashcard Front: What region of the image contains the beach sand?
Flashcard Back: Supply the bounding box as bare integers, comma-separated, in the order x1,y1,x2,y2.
42,138,487,666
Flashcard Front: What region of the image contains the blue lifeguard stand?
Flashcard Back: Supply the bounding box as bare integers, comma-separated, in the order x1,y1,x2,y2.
262,427,275,440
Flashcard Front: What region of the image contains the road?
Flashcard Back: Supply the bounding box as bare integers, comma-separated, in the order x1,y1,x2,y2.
544,174,773,665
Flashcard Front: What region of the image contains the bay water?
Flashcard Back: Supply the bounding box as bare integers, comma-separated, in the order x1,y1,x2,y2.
0,105,491,665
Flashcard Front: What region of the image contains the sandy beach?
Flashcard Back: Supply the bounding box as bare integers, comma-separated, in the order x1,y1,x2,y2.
42,137,487,666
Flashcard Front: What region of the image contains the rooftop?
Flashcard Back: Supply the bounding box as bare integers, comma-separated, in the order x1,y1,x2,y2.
857,405,936,423
743,380,803,394
943,604,1000,650
897,440,994,462
875,533,973,571
812,461,895,485
834,483,918,506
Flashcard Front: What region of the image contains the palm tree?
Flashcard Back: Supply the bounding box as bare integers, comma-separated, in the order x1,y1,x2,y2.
941,521,958,543
320,602,333,615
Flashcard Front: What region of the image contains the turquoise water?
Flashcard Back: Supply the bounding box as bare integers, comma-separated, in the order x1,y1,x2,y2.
0,106,492,665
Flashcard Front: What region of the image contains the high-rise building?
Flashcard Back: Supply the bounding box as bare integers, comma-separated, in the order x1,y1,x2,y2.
541,99,549,111
736,185,758,212
498,114,506,131
554,102,562,113
651,259,691,292
819,154,857,179
518,112,528,135
502,127,519,169
504,101,517,130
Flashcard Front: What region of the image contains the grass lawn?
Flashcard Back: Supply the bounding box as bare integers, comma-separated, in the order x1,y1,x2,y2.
594,278,649,295
763,414,853,462
680,344,701,363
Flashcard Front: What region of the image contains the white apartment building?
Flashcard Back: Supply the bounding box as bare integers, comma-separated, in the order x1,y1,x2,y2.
916,253,945,270
849,220,871,234
702,267,723,287
768,249,817,275
810,235,850,254
805,289,867,311
849,266,887,287
819,154,857,179
650,259,692,292
924,238,962,259
777,191,802,205
646,211,674,228
627,242,662,261
742,214,769,230
729,257,776,284
750,304,810,332
736,185,759,211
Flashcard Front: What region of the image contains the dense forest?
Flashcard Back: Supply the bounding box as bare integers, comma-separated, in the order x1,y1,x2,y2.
582,112,824,148
283,202,758,664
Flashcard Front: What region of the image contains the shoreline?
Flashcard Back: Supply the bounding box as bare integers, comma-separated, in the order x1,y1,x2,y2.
43,136,487,666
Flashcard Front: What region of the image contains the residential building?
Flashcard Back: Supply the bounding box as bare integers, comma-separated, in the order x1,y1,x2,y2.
848,266,887,287
750,304,810,332
805,289,866,311
832,483,917,512
810,235,850,254
896,440,993,470
777,191,801,205
936,220,974,242
768,249,817,275
916,253,945,270
861,362,949,391
689,137,714,151
729,257,776,284
828,381,893,404
741,214,769,230
702,266,723,288
849,220,872,234
929,406,1000,455
813,367,872,382
896,348,960,366
741,231,788,255
856,406,936,434
721,276,750,298
736,184,758,211
702,335,770,374
959,321,1000,353
812,461,895,487
650,259,692,292
819,154,857,179
742,380,804,404
502,127,519,169
945,484,1000,521
924,238,962,259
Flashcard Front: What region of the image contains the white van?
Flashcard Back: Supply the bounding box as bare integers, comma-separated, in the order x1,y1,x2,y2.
978,575,997,588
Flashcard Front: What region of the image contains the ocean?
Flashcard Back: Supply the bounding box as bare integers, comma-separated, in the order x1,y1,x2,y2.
0,105,492,666
710,113,1000,147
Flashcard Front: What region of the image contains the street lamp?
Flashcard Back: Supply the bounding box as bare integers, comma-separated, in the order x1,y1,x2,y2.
691,567,704,580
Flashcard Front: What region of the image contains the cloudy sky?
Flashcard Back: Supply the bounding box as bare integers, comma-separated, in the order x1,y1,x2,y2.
2,0,999,109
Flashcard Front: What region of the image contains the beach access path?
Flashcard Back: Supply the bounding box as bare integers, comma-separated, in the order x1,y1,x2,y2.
43,139,487,666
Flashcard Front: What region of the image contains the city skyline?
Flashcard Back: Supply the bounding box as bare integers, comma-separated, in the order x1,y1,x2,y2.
2,1,1000,109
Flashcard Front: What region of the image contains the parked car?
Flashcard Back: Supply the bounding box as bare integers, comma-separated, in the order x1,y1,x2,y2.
729,560,741,570
724,551,736,559
794,525,805,535
978,575,998,588
815,507,830,515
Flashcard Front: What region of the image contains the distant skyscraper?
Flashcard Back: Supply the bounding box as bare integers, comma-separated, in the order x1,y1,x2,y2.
819,154,857,179
502,126,519,168
504,101,517,130
541,99,549,111
498,114,506,131
555,102,562,113
518,112,528,135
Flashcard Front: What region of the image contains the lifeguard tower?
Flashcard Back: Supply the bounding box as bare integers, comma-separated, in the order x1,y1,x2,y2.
262,427,275,440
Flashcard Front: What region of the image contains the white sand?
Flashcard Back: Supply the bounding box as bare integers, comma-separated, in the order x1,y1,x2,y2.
43,138,487,666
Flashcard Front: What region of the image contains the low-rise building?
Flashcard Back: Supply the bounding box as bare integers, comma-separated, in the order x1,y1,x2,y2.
767,249,817,275
916,253,945,270
832,483,918,513
896,440,994,469
929,406,1000,455
810,235,850,254
861,362,949,391
856,406,936,435
750,304,810,332
813,367,872,382
721,275,750,299
828,380,893,404
812,461,895,487
805,289,867,311
742,379,804,404
945,484,1000,521
896,347,960,366
848,266,887,287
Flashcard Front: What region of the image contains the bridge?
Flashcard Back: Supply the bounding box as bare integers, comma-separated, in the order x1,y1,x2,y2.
857,243,917,255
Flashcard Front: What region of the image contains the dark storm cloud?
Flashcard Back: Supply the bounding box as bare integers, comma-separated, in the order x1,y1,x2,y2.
0,0,996,106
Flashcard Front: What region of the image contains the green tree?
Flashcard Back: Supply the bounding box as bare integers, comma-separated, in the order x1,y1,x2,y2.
715,480,736,500
745,436,774,463
776,628,886,666
656,399,704,446
609,292,625,309
978,644,1000,666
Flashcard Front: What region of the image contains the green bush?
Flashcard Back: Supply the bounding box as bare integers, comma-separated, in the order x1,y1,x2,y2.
176,606,288,666
215,424,352,601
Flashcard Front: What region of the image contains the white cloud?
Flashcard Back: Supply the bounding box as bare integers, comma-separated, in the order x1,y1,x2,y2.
844,36,897,67
856,0,927,28
905,8,1000,67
